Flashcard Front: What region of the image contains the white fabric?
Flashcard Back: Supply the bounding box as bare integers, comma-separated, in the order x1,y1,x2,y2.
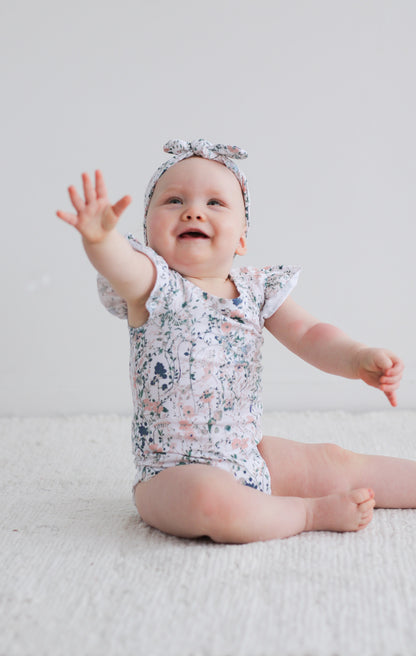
2,411,416,656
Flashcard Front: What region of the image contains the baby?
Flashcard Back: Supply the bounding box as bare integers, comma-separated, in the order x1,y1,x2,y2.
58,138,414,544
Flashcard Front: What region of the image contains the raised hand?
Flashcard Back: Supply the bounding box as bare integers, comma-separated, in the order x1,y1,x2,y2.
356,348,404,407
56,170,132,244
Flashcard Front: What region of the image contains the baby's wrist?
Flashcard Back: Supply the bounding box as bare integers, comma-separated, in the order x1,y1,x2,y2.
82,228,115,249
351,345,368,379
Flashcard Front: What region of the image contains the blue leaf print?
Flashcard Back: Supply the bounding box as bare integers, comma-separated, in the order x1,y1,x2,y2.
154,362,167,379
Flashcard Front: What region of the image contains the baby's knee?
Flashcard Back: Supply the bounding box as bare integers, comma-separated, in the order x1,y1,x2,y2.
189,468,233,517
135,465,229,538
187,474,219,520
321,442,356,466
136,464,244,541
186,468,241,540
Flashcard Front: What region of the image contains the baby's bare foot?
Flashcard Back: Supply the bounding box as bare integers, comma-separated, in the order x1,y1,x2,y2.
305,488,375,533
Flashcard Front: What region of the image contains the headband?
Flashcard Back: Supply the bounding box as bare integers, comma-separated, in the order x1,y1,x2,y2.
143,139,250,244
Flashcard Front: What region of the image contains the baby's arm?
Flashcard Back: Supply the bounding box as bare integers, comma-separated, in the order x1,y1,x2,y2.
265,297,404,406
57,171,155,307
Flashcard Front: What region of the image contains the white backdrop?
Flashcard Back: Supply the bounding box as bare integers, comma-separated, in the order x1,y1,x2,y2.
2,0,415,416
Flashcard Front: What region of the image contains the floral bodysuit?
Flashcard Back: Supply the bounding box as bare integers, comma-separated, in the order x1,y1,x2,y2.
98,235,301,495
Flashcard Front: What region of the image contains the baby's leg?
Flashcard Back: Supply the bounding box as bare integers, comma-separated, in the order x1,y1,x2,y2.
348,452,416,508
259,435,416,508
134,464,374,543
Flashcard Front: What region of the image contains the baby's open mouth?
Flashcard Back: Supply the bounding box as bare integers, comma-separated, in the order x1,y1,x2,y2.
178,230,209,239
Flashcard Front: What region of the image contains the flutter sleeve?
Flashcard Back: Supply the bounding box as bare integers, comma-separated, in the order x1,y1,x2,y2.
96,233,169,319
260,264,302,322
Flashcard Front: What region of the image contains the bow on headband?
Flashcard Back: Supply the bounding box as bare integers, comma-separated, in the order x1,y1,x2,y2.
143,138,250,243
163,139,248,161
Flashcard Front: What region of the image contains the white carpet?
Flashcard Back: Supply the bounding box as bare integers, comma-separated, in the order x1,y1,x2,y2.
1,411,416,656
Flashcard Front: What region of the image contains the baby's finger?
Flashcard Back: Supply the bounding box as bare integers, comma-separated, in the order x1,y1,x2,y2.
56,210,78,226
380,377,402,390
384,390,398,407
380,381,401,394
383,354,404,374
374,351,394,373
387,362,404,378
82,172,96,204
112,195,132,217
95,170,108,200
380,372,402,383
68,185,85,212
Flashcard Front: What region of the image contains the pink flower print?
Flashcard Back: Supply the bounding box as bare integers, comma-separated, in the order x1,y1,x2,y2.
199,363,217,384
143,398,164,415
182,405,195,418
221,322,233,334
179,420,196,440
149,443,164,453
231,437,249,451
249,269,262,282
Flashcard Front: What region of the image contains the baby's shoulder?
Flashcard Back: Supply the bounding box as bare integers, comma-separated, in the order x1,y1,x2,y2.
233,264,301,293
232,264,302,321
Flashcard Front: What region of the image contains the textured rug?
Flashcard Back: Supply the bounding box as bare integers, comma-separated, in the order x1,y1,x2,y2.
1,411,416,656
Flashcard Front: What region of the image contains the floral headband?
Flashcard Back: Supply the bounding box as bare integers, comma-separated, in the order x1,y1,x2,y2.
143,139,250,244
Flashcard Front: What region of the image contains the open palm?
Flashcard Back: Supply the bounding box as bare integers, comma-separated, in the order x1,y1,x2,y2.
57,170,132,244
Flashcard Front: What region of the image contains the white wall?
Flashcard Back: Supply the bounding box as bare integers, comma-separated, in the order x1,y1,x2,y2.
2,0,415,416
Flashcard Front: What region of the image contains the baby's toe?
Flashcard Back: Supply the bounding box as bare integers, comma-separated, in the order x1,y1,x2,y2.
350,488,375,506
359,498,376,514
358,510,374,529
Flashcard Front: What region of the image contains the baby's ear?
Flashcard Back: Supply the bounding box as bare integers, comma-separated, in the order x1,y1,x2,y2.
235,231,247,256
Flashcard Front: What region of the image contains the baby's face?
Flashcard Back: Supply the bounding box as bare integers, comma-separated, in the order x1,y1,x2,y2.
146,157,247,279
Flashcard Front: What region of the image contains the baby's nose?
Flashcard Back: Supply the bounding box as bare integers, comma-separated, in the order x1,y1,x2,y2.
181,206,206,221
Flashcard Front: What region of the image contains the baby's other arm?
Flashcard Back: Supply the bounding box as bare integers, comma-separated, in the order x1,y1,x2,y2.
265,297,404,406
57,171,155,308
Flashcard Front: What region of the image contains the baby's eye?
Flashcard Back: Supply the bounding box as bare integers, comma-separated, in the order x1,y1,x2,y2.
166,197,182,204
207,199,222,206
